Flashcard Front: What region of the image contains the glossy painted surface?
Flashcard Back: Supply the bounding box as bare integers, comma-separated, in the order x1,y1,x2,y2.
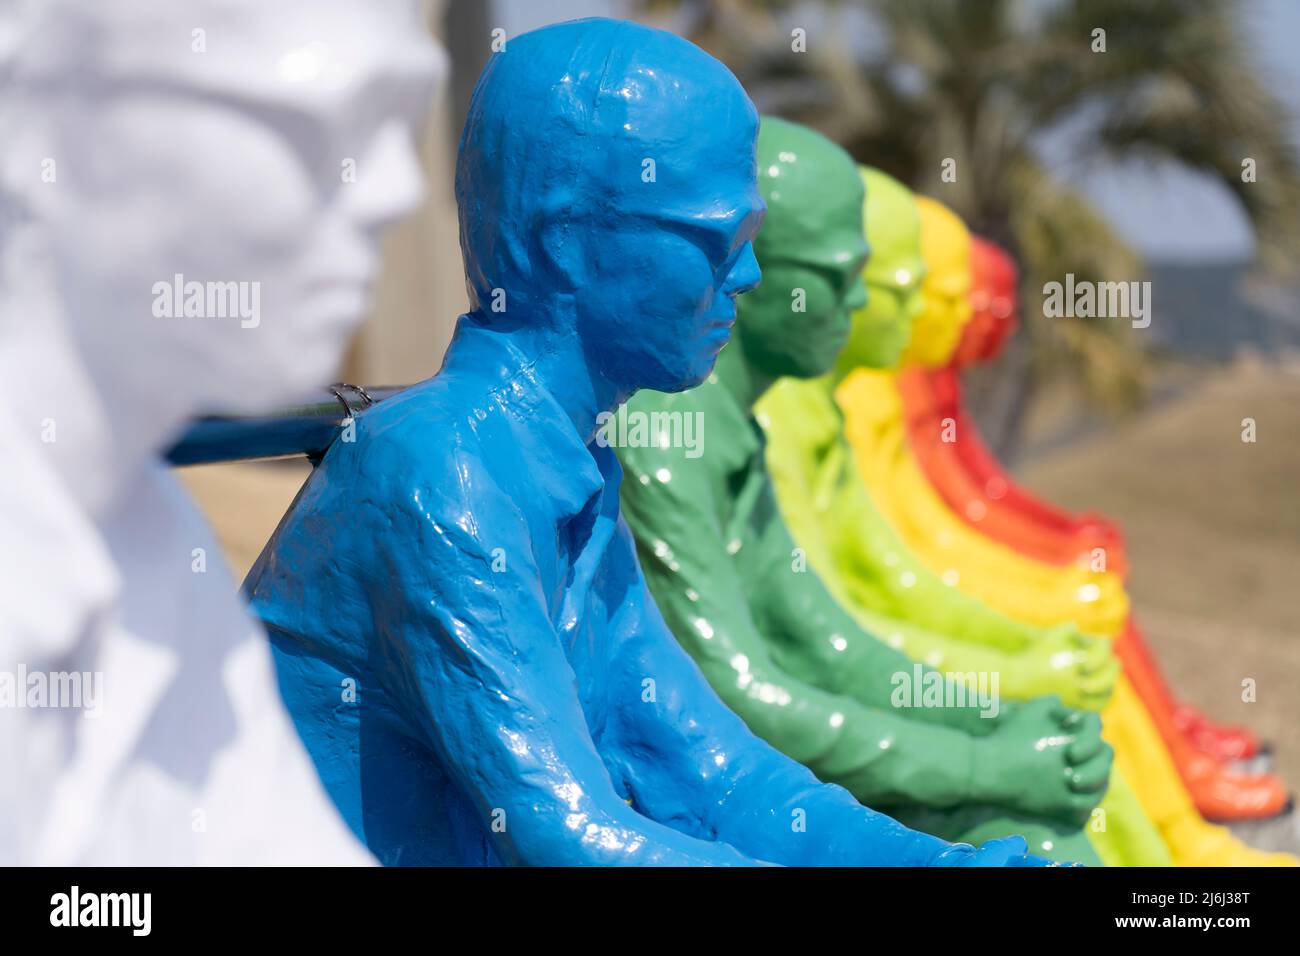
821,201,1289,868
951,236,1019,366
903,240,1123,572
754,176,1177,865
832,168,926,374
764,374,1131,714
618,121,1102,862
1102,677,1295,865
841,369,1129,634
0,0,442,865
907,241,1259,763
244,20,1050,866
900,370,1124,573
758,181,1117,713
898,198,973,368
902,241,1277,809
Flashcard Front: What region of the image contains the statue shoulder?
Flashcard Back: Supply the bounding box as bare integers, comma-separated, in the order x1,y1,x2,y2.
316,374,520,513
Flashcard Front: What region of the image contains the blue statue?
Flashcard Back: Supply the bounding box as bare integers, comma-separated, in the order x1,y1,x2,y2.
245,17,1053,866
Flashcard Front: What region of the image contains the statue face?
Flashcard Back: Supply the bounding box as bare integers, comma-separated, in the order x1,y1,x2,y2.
901,196,974,368
954,236,1019,366
736,117,868,381
20,0,442,415
574,110,767,394
840,167,926,371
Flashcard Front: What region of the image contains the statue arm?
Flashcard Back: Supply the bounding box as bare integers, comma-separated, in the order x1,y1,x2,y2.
615,444,1004,807
761,535,1001,737
756,383,1041,653
606,518,1051,866
806,444,1116,711
365,454,764,867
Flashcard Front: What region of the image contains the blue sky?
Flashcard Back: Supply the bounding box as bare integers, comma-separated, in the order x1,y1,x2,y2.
493,0,1300,263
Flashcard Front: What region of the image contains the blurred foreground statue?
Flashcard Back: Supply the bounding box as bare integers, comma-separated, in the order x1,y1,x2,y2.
246,18,1051,866
0,0,445,863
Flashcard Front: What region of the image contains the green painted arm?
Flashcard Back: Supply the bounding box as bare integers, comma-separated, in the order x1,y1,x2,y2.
758,377,1115,712
616,385,1108,823
733,446,998,739
616,395,991,808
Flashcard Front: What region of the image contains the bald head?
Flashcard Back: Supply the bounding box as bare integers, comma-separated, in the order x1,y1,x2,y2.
5,0,445,430
753,116,864,270
861,168,923,292
457,18,761,315
455,18,764,395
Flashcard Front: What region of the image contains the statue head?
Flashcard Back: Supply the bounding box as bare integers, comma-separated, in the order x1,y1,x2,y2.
731,116,867,382
835,167,925,374
900,195,974,368
9,0,444,418
952,236,1018,367
456,18,764,394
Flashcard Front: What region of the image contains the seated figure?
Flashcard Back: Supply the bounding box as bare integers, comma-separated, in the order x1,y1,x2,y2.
0,0,441,864
616,116,1110,863
899,239,1127,573
758,180,1118,714
760,185,1292,867
244,18,1050,866
901,237,1262,762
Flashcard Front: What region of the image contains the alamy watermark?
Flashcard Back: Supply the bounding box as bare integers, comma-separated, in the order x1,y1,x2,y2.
890,664,1000,718
1,666,102,717
152,273,260,328
1043,273,1150,329
596,405,704,459
50,886,150,936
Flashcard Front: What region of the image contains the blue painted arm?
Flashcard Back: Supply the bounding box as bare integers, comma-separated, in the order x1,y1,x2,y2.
357,443,767,866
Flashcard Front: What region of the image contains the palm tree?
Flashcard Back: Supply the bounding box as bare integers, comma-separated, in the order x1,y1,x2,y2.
633,0,1300,456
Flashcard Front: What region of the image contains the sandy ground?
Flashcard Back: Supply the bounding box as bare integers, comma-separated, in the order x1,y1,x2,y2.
179,362,1299,800
1018,362,1300,792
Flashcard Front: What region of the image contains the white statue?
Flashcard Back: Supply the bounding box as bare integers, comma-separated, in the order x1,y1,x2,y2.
0,0,445,864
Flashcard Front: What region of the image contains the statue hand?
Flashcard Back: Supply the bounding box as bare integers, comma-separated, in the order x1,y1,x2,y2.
935,835,1079,867
1011,625,1118,711
972,697,1113,825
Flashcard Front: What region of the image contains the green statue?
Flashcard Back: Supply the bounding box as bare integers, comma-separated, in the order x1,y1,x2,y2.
615,117,1111,863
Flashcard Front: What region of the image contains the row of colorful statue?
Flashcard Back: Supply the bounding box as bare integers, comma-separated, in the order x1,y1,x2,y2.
1,4,1291,865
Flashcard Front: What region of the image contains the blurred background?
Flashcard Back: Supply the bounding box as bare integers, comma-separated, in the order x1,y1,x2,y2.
181,0,1300,795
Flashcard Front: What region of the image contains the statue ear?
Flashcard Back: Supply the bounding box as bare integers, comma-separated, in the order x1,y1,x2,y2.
533,195,587,292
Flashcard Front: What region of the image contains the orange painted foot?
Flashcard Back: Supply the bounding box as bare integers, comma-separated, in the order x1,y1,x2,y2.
1181,749,1290,822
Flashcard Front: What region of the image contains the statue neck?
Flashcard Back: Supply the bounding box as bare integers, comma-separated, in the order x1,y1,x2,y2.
462,307,628,447
712,329,773,416
829,346,859,389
